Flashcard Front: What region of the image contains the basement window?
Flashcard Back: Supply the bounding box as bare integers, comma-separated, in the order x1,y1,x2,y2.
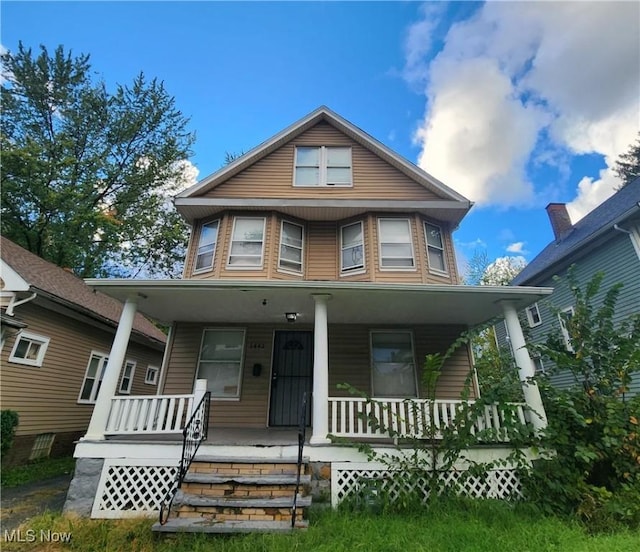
29,433,55,461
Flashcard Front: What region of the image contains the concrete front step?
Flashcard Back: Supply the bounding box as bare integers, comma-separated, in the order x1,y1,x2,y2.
175,491,312,509
194,455,309,464
183,473,311,485
153,518,309,534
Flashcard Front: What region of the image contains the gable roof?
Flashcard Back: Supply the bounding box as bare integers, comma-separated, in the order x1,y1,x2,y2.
513,177,640,285
1,236,166,347
175,106,472,224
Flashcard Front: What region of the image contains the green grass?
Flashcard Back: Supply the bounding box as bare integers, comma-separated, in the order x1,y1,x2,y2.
1,500,638,551
1,456,76,488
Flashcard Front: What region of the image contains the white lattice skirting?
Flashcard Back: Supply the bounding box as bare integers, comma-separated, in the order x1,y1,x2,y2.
331,462,523,506
92,459,178,519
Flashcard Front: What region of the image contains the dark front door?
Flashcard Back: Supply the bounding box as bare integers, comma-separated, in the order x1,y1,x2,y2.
269,330,313,426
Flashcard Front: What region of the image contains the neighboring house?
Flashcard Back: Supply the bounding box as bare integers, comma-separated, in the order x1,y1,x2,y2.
0,236,166,466
497,176,640,395
66,107,552,531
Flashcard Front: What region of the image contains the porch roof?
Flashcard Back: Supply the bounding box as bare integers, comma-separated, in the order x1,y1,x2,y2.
84,279,553,328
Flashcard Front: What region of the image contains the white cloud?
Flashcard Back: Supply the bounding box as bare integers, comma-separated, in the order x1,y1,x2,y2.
566,166,620,223
405,2,640,214
506,242,527,254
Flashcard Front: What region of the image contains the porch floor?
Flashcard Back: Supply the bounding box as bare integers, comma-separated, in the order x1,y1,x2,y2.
105,427,303,446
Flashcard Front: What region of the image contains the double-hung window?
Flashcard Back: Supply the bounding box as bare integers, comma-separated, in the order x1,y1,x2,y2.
145,365,159,385
194,220,219,273
119,360,136,394
279,221,304,273
197,329,246,398
424,222,447,273
294,146,352,186
526,303,542,327
370,331,417,397
341,221,364,273
558,307,575,352
378,218,415,269
8,331,50,367
78,352,109,403
228,217,266,268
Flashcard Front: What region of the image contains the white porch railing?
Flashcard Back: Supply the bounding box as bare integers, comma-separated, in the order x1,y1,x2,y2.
105,394,195,435
328,397,528,441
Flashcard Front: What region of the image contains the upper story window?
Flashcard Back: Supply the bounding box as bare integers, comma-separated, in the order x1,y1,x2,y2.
119,360,136,394
228,217,266,268
194,220,219,273
558,306,575,352
378,218,415,269
8,331,50,367
424,222,447,274
341,221,365,273
526,303,542,327
145,365,159,385
294,146,352,187
279,221,304,273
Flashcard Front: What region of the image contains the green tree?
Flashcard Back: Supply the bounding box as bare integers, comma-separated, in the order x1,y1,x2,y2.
1,42,195,277
613,132,640,187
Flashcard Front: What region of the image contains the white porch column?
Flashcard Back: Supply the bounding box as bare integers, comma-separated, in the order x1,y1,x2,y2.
310,293,331,445
84,296,138,440
501,301,548,431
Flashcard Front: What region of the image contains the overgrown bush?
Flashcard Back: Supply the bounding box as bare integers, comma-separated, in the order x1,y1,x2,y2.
1,409,19,457
524,270,640,532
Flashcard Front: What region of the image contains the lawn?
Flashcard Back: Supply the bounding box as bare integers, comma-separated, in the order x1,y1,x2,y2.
1,500,638,552
1,457,76,488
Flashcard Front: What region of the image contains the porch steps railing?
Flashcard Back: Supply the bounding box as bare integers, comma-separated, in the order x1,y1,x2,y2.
152,456,312,534
328,397,528,441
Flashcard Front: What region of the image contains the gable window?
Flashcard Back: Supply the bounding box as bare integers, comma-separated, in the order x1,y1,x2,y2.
145,365,159,385
279,221,304,273
194,220,219,273
558,307,575,352
78,352,109,403
8,331,50,367
378,218,415,269
228,217,266,268
197,329,245,399
294,146,352,187
341,221,364,273
370,331,417,398
424,222,447,273
526,303,542,327
119,360,136,394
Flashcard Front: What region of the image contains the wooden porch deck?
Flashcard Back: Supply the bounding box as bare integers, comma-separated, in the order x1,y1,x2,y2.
106,427,303,446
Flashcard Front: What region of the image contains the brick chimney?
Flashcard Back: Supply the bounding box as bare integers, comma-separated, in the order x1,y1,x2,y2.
546,203,573,241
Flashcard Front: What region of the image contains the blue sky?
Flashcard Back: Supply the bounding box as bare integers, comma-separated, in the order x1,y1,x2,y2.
3,1,639,276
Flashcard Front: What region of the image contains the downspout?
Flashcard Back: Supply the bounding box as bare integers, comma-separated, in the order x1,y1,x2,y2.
6,292,37,316
613,224,631,235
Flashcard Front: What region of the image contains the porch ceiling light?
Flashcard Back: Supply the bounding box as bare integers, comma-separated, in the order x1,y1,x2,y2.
285,312,298,323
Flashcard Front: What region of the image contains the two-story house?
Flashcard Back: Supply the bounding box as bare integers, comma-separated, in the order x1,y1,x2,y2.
497,176,640,395
65,107,552,532
0,236,166,467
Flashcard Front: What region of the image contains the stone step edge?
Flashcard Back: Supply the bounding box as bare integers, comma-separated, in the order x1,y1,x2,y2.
175,492,313,509
152,518,309,534
193,455,310,464
183,473,311,485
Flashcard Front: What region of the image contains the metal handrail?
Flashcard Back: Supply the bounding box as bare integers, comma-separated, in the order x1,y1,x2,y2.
159,391,210,525
291,392,308,528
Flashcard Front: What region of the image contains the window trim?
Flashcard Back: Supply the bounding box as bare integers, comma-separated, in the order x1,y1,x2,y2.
196,327,246,400
369,330,418,398
293,146,353,187
525,303,542,328
8,331,50,367
193,219,220,274
278,220,304,275
119,360,136,394
340,220,366,275
558,306,575,352
227,217,267,270
145,365,159,385
377,218,416,270
423,221,448,275
78,351,109,404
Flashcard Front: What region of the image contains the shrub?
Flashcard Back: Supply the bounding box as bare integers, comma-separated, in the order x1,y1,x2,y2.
1,410,20,457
